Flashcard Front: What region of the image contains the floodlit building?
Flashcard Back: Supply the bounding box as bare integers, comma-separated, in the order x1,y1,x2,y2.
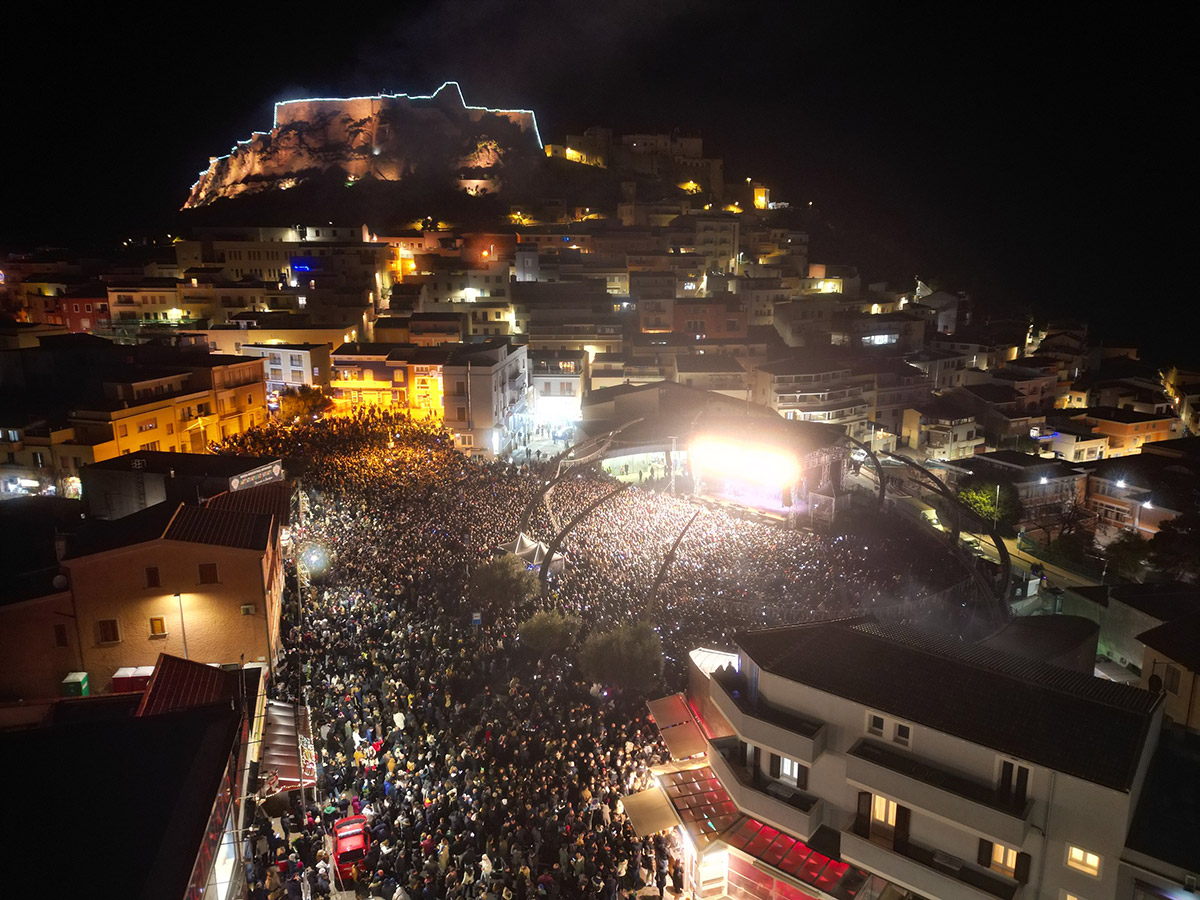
329,339,529,456
530,349,588,428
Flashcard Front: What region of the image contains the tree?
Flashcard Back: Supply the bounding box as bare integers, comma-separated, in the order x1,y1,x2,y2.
1048,529,1096,565
279,385,334,421
469,555,540,613
1148,511,1200,583
579,622,664,692
1103,531,1150,582
518,610,581,657
955,477,1022,533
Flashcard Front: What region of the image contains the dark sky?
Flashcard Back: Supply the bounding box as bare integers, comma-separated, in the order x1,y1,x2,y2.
4,3,1191,358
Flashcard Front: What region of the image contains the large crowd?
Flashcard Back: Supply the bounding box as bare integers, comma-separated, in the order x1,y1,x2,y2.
221,412,970,899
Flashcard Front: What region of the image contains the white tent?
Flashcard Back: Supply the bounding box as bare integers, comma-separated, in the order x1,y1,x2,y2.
498,532,565,573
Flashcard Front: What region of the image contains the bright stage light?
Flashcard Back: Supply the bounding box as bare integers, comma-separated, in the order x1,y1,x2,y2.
688,438,800,488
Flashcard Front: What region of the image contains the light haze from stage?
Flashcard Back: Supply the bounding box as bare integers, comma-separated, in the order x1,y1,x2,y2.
688,438,800,489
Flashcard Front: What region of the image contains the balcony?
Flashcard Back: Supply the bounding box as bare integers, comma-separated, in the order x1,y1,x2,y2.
841,821,1018,900
846,740,1030,847
710,668,826,764
709,736,824,840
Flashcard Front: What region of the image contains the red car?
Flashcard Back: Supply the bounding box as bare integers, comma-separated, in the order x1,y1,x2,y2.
333,815,370,881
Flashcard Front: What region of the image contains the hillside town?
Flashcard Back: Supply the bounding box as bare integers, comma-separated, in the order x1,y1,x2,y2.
1,93,1198,900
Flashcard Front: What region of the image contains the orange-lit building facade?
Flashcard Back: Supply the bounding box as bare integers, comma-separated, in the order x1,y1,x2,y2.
1070,407,1176,457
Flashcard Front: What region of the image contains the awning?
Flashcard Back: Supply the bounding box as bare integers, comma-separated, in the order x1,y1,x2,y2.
260,700,316,791
647,694,692,729
647,693,708,760
622,787,682,837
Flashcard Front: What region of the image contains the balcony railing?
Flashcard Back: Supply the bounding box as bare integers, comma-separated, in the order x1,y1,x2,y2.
710,667,826,763
842,819,1018,900
845,739,1030,847
709,736,823,839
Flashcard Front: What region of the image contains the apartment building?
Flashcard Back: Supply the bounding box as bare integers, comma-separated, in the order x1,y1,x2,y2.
1070,408,1177,457
240,342,332,393
751,358,869,438
663,618,1184,900
530,349,588,427
901,401,986,462
0,475,288,699
329,339,529,456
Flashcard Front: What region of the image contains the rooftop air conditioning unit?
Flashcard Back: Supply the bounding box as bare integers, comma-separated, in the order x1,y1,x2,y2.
240,604,256,616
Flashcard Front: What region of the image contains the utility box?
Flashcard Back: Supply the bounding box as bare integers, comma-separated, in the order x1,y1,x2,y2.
61,671,89,697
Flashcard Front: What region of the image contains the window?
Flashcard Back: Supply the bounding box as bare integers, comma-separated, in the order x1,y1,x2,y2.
198,563,219,584
54,623,69,647
1164,665,1181,695
780,756,807,789
867,713,884,736
118,424,128,437
1066,845,1100,877
149,616,167,636
998,758,1031,805
145,566,161,588
97,619,121,643
872,795,896,828
991,843,1018,877
979,840,1030,883
894,722,911,746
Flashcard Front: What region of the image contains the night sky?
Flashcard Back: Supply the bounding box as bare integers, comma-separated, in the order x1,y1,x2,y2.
4,3,1191,360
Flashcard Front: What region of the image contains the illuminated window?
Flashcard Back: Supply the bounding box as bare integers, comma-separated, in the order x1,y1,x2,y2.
149,616,167,636
872,795,896,827
97,619,121,643
780,756,807,789
991,843,1018,877
1066,845,1101,877
145,566,161,588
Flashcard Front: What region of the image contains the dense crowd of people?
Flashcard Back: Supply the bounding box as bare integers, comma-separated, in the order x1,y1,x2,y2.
221,412,969,899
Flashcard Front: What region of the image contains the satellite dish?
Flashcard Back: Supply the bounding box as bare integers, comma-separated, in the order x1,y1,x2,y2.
52,574,68,590
1148,674,1163,693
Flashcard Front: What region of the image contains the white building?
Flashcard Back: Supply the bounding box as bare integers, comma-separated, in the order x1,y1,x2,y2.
634,618,1190,900
442,340,530,457
240,342,332,393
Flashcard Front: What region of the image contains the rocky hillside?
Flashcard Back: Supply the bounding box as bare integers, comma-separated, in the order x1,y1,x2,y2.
184,82,543,208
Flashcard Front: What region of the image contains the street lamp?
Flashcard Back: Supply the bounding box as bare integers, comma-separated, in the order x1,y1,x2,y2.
175,592,189,659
